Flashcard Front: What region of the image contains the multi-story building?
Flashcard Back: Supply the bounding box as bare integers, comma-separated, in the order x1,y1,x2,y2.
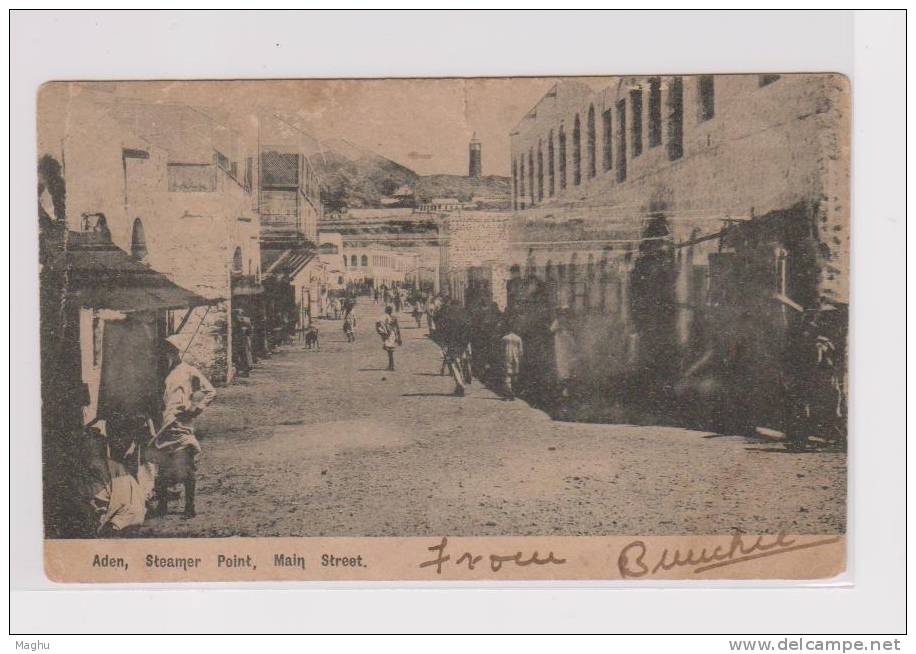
317,231,348,292
499,74,849,435
43,89,262,390
341,245,420,290
320,209,441,294
258,114,327,329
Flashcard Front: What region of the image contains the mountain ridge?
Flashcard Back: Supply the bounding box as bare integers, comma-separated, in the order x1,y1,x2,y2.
306,139,509,209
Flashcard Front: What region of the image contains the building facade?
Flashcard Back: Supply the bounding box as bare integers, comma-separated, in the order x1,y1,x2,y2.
341,245,420,290
258,114,327,332
493,74,849,436
45,90,262,386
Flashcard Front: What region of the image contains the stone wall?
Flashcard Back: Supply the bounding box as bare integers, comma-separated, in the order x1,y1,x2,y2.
509,73,850,305
441,211,512,309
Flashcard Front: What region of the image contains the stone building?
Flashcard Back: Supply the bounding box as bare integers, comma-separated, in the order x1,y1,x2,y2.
340,244,420,290
320,209,441,293
258,114,327,331
42,89,262,385
497,74,849,436
439,211,512,308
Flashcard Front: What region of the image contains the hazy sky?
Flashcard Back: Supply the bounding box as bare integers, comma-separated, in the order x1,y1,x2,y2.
43,78,609,177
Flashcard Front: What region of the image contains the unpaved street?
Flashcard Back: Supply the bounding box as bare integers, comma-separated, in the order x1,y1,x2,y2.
139,299,846,538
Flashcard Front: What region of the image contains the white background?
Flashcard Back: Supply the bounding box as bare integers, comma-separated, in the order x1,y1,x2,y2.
7,9,907,636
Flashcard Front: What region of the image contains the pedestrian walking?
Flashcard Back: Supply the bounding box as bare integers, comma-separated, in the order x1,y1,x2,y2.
343,310,357,343
439,299,471,396
376,305,402,371
501,328,524,400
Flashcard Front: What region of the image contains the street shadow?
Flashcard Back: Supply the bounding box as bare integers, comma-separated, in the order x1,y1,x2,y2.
414,372,445,377
744,447,844,454
401,392,461,398
745,447,823,454
358,367,392,372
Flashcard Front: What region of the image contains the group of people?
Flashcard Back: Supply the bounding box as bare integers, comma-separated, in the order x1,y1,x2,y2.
372,291,525,401
373,284,410,313
427,296,526,400
300,295,359,351
82,338,216,536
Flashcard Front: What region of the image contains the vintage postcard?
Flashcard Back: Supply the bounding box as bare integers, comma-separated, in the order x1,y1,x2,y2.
38,74,849,582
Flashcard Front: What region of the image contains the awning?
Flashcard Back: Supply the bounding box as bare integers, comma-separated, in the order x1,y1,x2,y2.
49,239,217,313
67,282,214,313
263,247,316,282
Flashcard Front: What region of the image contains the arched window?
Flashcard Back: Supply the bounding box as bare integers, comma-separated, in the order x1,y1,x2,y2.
558,125,567,190
130,218,148,262
351,254,358,267
587,105,597,178
519,157,526,208
343,255,347,268
528,149,534,206
536,140,544,202
361,254,368,267
511,157,518,210
572,114,582,186
231,247,243,274
547,130,555,197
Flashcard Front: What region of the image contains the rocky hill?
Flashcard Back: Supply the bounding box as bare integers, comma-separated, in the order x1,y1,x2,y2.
309,138,509,209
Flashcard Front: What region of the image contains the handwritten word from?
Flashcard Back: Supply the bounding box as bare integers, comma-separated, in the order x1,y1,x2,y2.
419,537,567,574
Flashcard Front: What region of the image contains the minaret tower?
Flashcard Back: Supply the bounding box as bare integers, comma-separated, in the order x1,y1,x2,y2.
468,132,482,178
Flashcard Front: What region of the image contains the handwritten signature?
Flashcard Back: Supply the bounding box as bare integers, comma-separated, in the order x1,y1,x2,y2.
617,531,842,578
419,536,567,574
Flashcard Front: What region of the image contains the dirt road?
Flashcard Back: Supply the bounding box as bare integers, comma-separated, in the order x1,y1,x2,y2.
138,298,846,538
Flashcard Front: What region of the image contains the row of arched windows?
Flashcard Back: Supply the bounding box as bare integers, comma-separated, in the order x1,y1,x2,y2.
347,254,370,267
512,76,703,211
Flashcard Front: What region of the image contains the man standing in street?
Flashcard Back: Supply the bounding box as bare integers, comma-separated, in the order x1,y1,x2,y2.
439,299,471,396
550,307,577,410
376,305,402,371
151,339,216,518
343,308,357,343
501,325,524,401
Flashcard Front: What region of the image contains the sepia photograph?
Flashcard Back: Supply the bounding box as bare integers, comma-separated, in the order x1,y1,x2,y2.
37,72,849,581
